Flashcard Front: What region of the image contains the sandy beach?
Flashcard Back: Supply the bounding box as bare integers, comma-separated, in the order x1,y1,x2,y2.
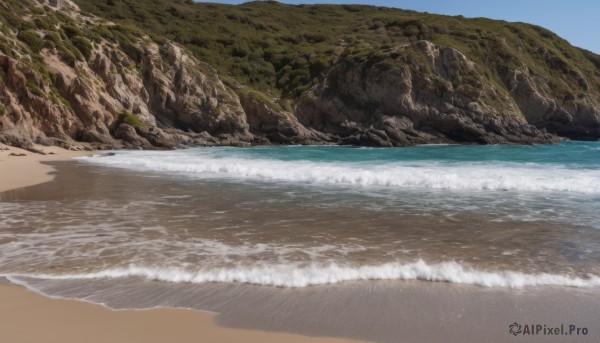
0,144,92,192
0,145,364,343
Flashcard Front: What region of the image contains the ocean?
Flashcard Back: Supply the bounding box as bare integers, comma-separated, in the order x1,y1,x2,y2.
1,142,599,341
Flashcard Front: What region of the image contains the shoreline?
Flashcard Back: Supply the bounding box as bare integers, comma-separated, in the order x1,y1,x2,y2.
1,144,599,342
0,282,364,343
0,144,365,343
0,144,93,192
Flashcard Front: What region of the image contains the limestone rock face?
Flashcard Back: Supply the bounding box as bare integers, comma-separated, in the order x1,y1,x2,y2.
140,43,252,141
0,0,268,149
238,92,326,145
505,68,600,140
0,54,74,149
295,41,558,146
0,35,260,149
114,123,151,148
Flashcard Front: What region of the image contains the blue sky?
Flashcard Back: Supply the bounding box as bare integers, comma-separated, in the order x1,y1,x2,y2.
195,0,600,54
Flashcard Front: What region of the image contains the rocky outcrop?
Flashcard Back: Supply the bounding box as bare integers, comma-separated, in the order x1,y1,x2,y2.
140,43,253,141
295,41,558,146
505,68,600,140
0,53,74,149
238,91,329,145
113,123,151,148
0,23,263,149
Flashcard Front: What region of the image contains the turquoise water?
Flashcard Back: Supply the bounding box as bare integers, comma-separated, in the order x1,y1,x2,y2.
76,141,600,229
211,141,600,167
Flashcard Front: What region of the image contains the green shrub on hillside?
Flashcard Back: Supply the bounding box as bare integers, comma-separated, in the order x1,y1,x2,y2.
26,80,44,97
61,24,82,38
58,45,79,67
17,29,44,53
2,0,598,105
34,16,53,30
45,31,62,44
0,40,11,56
120,111,147,131
71,35,93,59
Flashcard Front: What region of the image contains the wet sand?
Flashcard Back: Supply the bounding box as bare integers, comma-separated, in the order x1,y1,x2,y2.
0,282,364,343
12,276,600,343
0,146,364,343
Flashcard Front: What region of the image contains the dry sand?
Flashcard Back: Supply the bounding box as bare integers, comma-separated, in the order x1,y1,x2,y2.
0,144,91,192
0,144,365,343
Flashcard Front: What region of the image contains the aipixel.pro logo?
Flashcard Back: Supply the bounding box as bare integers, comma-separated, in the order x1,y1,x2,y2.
509,322,589,336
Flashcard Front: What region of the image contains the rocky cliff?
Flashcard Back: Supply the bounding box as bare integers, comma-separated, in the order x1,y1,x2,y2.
296,41,558,146
0,0,259,149
0,0,598,150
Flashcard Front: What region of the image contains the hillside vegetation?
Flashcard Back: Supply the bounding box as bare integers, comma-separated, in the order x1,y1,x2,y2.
75,0,600,100
0,0,598,149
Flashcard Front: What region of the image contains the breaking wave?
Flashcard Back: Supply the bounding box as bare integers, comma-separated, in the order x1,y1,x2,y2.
79,150,600,194
5,260,600,288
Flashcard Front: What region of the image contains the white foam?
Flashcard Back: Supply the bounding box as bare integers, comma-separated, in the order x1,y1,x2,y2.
78,150,600,194
4,260,600,288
